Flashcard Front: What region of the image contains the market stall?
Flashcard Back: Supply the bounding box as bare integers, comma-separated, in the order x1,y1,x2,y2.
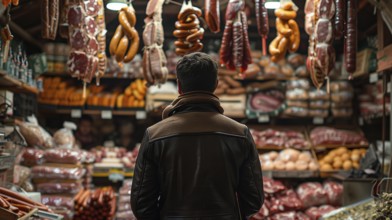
0,0,392,219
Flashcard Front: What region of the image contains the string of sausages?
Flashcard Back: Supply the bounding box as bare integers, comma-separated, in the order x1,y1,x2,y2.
0,187,52,217
73,187,116,220
142,0,169,86
305,0,336,89
205,0,220,33
173,1,204,56
42,0,59,40
109,5,139,64
255,0,269,55
268,2,300,62
219,0,252,73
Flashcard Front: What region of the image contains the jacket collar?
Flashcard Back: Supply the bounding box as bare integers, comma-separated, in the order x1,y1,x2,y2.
162,91,224,119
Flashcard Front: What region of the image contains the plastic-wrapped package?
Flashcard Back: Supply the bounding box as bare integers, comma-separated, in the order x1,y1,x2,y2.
309,89,329,100
269,190,303,214
21,148,46,166
36,182,82,194
286,80,310,90
44,149,82,164
330,81,352,92
309,101,330,109
287,53,305,68
295,65,308,77
305,205,336,220
286,89,309,100
283,107,309,117
53,122,77,149
281,64,294,77
31,166,86,179
296,182,328,208
331,91,353,103
310,127,367,146
264,63,280,75
263,177,286,195
323,181,343,206
41,195,74,209
13,165,31,186
16,116,54,149
278,149,301,162
80,150,95,164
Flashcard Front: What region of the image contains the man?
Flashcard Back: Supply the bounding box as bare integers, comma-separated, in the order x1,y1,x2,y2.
131,52,263,219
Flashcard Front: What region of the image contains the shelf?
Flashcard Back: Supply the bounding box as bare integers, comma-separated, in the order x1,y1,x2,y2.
377,43,392,72
41,72,177,80
39,108,140,116
0,71,38,94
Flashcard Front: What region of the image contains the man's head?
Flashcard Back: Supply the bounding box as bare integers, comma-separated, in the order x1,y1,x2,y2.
176,52,218,94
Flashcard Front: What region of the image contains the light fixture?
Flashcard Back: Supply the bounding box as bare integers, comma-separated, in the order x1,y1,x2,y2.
265,1,280,9
106,0,127,11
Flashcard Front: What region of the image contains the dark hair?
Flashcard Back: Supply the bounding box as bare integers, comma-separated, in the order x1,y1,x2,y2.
176,52,218,93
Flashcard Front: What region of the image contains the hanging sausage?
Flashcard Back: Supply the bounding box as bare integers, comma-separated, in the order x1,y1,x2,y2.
255,0,269,55
205,0,220,33
142,0,169,86
268,2,300,62
173,1,204,56
219,0,252,74
109,4,139,63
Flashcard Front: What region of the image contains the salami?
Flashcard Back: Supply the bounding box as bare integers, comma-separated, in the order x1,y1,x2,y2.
345,0,357,74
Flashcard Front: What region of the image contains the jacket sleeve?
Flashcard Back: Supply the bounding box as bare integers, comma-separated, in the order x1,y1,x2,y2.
131,130,160,219
237,128,264,219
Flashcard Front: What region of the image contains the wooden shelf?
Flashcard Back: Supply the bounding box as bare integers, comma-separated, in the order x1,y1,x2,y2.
39,108,139,116
0,71,38,94
377,43,392,72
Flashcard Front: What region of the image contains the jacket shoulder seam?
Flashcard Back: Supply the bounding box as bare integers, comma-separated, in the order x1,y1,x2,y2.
149,132,247,143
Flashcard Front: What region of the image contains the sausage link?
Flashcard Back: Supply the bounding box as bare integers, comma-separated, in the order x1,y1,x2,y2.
334,0,345,39
345,0,357,73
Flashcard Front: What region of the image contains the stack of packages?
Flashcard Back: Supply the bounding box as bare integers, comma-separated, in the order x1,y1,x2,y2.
29,149,86,219
330,81,353,117
308,89,330,118
251,177,343,220
284,80,310,117
116,179,136,219
358,80,390,118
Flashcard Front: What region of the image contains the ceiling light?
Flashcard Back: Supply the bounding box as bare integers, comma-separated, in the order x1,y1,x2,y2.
106,0,127,11
265,1,280,9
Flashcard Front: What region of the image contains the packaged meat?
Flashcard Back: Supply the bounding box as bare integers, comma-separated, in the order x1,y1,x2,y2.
44,148,82,164
309,89,329,100
331,91,353,103
263,177,286,194
296,182,328,208
264,62,280,75
310,126,367,146
286,80,310,90
269,190,304,214
305,205,336,220
21,148,46,166
248,90,285,114
53,122,77,149
286,89,309,100
323,181,343,206
287,53,305,68
41,195,74,209
309,101,330,109
295,65,308,77
281,64,294,77
36,182,82,194
331,102,352,108
16,117,54,149
330,81,352,92
31,166,85,179
283,107,309,117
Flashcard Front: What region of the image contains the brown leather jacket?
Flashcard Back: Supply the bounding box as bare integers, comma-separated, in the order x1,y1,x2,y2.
131,92,264,220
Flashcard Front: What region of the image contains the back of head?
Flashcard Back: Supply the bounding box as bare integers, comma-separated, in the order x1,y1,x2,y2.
176,52,218,93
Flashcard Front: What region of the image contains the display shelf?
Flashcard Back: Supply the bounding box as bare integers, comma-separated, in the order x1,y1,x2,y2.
39,107,140,116
41,72,178,80
0,71,38,94
263,170,319,178
377,43,392,72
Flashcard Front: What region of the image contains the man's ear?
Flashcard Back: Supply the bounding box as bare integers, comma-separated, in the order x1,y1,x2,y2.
177,80,182,94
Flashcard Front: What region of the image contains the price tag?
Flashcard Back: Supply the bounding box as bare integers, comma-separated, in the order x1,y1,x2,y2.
108,173,124,182
71,109,82,118
136,111,147,120
313,117,324,124
358,117,364,126
258,115,270,123
369,73,378,83
101,110,112,119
